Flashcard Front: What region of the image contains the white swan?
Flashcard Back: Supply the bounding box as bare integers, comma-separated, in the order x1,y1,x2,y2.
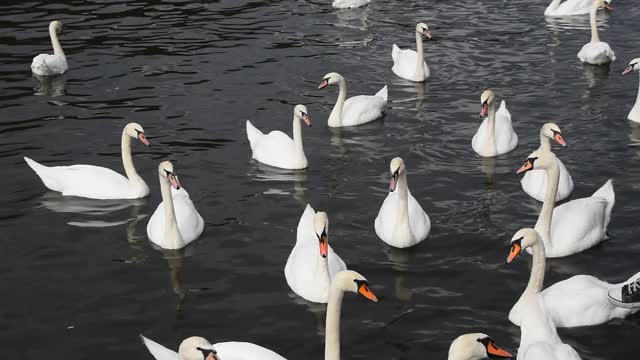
448,334,513,360
31,21,68,76
516,149,614,258
332,0,369,9
24,123,150,199
375,157,430,248
622,58,640,123
146,161,204,250
472,89,518,157
285,204,347,303
577,0,615,65
520,123,574,202
391,23,431,82
246,104,311,170
545,0,611,16
317,72,387,127
141,270,378,360
507,228,640,328
141,335,286,360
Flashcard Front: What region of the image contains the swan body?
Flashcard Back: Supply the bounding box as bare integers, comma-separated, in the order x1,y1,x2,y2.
577,0,615,65
318,72,387,127
246,104,311,170
31,21,67,76
141,270,378,360
517,149,614,258
332,0,369,9
375,157,430,248
622,58,640,123
545,0,611,16
24,123,150,200
391,23,431,82
507,229,640,328
141,336,286,360
472,90,518,157
147,161,204,250
285,204,347,303
520,123,573,202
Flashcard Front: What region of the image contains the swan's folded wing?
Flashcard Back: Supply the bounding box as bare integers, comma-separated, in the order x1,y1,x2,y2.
542,275,613,327
214,341,286,360
140,335,179,360
328,246,347,278
342,95,386,126
246,120,264,150
295,204,315,245
172,187,204,243
550,197,608,255
494,102,518,154
407,190,430,241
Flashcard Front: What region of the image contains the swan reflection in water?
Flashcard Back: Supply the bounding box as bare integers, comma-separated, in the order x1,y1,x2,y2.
390,79,428,110
33,74,66,97
385,246,415,302
38,192,148,228
247,161,308,205
334,5,370,32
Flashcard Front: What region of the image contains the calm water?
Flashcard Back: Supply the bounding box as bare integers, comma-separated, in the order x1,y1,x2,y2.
2,0,640,359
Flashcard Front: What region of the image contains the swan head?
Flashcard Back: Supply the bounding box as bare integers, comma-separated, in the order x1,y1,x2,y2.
448,333,513,360
515,149,556,174
479,89,495,117
159,161,181,189
49,21,64,35
333,270,378,302
313,211,329,258
317,72,344,90
593,0,612,10
178,337,220,360
416,22,432,39
125,122,151,146
294,104,312,127
389,157,406,192
622,58,640,76
506,228,540,263
541,123,567,147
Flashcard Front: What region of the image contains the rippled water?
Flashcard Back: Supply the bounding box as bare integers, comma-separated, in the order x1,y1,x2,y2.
2,0,640,359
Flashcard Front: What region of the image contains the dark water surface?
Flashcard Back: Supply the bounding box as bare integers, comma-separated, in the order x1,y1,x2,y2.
2,0,640,359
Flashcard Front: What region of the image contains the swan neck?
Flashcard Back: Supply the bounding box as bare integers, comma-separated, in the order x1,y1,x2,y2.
121,131,140,181
415,32,425,80
590,5,600,43
536,158,560,241
329,79,347,127
524,239,546,296
292,114,304,158
636,72,640,105
160,174,182,248
396,172,410,225
486,101,497,152
50,25,65,57
325,285,344,360
539,133,551,152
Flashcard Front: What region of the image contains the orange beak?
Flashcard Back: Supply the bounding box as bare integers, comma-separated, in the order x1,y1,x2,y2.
319,234,328,258
138,132,150,146
622,65,634,76
487,341,513,358
303,113,312,127
553,133,567,147
516,160,533,174
358,283,378,302
168,174,181,190
506,243,522,264
480,103,488,117
317,79,329,90
424,30,432,39
603,2,612,11
205,353,217,360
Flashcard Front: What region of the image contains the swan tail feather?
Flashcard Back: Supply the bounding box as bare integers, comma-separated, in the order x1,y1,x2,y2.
246,120,263,150
592,179,615,227
392,44,400,61
375,85,388,101
24,156,62,192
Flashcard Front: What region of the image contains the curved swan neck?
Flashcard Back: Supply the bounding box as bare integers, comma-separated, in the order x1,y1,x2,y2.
121,131,141,181
396,172,410,224
589,4,600,43
49,24,65,57
325,285,344,360
635,72,640,107
415,32,425,80
328,79,347,127
485,101,497,154
524,239,546,296
160,174,182,248
535,158,560,241
292,114,304,158
539,132,551,152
